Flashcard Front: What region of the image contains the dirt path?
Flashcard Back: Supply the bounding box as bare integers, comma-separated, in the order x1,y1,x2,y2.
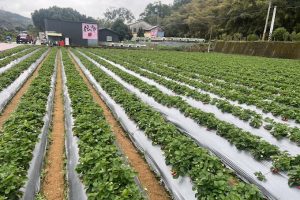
0,51,50,130
42,51,65,200
69,51,170,200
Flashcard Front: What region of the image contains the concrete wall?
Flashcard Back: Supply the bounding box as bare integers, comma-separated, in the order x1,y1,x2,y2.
214,41,300,59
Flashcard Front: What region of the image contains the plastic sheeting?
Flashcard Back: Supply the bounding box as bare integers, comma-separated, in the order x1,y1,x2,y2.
0,49,49,113
70,51,197,200
63,51,147,200
142,67,300,129
61,52,87,200
0,48,40,75
0,48,31,61
77,51,300,200
89,53,176,97
90,54,300,156
21,51,56,200
178,74,300,129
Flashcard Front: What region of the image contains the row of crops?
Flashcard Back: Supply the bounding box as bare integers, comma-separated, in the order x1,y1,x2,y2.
69,48,300,199
0,45,299,199
0,47,56,198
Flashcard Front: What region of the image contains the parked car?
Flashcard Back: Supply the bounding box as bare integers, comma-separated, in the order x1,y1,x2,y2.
5,36,12,42
16,32,33,44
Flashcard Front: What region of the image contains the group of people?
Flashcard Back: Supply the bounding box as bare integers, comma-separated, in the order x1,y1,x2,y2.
50,40,65,46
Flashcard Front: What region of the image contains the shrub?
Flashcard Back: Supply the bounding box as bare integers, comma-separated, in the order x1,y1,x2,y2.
233,33,243,41
247,34,259,41
219,33,232,41
291,32,300,42
294,23,300,33
272,27,288,41
283,32,290,41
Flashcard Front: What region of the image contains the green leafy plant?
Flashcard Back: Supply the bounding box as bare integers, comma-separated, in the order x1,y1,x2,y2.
0,48,56,198
288,166,300,187
71,49,264,199
0,45,30,59
0,46,37,68
0,47,48,92
82,47,300,189
254,172,266,182
61,49,143,199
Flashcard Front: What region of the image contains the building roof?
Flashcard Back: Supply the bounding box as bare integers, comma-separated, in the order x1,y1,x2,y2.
46,32,62,37
128,20,153,30
45,18,97,24
144,26,164,31
98,28,120,36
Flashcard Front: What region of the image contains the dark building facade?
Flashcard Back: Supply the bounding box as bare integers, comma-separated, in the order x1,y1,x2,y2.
98,28,120,42
44,19,98,46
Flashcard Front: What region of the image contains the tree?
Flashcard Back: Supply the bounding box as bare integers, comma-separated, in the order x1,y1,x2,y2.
97,18,113,29
173,0,192,9
111,19,132,41
27,25,39,37
31,6,96,31
142,0,300,39
137,28,144,37
104,7,135,24
139,1,172,25
162,0,219,38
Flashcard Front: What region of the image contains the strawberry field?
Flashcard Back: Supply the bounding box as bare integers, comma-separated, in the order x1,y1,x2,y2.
0,46,300,199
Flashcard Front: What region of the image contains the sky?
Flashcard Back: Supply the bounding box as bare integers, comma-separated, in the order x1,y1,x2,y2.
0,0,174,19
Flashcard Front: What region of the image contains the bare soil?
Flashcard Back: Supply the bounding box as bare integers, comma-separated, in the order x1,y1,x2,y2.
0,51,50,130
69,51,170,200
42,51,65,200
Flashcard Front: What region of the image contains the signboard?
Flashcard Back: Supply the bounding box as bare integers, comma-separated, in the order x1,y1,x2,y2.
82,23,98,40
65,37,70,46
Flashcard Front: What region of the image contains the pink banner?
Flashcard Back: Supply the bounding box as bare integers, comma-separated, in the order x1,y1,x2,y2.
82,23,98,39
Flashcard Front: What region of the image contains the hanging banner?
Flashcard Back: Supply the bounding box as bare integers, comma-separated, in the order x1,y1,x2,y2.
82,23,98,40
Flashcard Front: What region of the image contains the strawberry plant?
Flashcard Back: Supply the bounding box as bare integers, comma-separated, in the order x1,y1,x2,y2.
254,172,266,182
288,166,300,187
92,48,300,125
61,49,144,199
71,49,264,199
249,116,263,128
0,47,37,68
0,45,30,59
80,50,281,162
0,47,47,92
84,48,300,190
0,48,56,198
271,124,289,139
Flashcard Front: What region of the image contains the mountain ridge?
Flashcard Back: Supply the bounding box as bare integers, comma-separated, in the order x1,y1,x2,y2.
0,9,32,30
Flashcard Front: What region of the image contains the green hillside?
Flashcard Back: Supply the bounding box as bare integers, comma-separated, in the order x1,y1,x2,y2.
0,9,32,31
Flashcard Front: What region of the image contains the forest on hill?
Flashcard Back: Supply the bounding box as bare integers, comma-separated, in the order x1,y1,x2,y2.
0,9,32,41
140,0,300,40
27,0,300,41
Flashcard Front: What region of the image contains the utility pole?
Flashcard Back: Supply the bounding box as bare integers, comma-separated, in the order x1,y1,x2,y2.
268,6,277,41
262,1,272,41
155,7,159,25
208,27,213,53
